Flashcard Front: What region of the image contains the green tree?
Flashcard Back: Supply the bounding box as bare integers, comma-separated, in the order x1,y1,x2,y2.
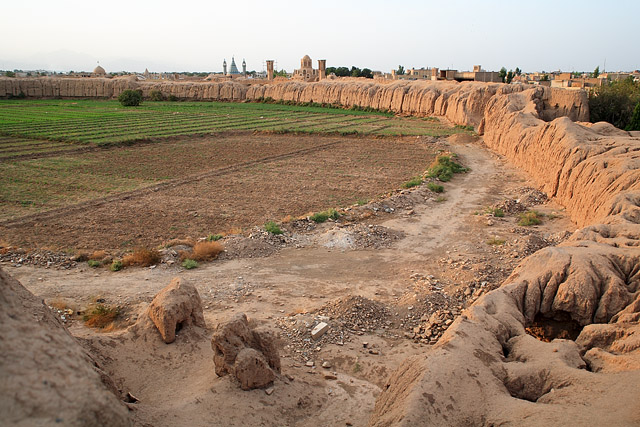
396,65,405,75
350,66,362,77
118,89,143,106
626,102,640,131
325,66,336,75
273,69,288,78
540,74,549,81
498,67,507,83
589,76,640,129
360,68,373,79
593,66,600,78
506,70,514,84
5,70,15,77
334,67,350,77
515,67,522,76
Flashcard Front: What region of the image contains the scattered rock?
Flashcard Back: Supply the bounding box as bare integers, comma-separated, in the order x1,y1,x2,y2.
211,313,280,390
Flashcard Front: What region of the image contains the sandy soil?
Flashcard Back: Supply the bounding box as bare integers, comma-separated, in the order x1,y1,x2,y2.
4,135,575,426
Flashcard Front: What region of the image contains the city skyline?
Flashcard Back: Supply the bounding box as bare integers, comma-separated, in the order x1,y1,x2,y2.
2,0,639,74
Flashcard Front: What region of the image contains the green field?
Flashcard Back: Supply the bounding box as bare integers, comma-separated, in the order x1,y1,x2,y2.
0,99,469,157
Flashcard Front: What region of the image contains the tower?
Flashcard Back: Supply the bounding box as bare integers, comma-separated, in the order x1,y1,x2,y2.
229,57,240,75
242,59,246,76
223,59,227,76
266,60,274,81
318,60,326,80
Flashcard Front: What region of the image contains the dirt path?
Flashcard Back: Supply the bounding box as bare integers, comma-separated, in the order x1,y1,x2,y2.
5,137,574,426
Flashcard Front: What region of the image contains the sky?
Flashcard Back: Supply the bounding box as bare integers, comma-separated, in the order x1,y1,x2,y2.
2,0,639,74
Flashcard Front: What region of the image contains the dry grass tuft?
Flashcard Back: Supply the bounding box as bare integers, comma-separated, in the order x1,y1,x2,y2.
164,238,195,248
89,250,107,260
122,247,161,267
191,241,224,261
84,304,120,329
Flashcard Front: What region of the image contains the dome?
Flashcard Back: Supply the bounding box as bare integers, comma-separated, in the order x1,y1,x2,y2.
93,65,106,75
302,55,311,61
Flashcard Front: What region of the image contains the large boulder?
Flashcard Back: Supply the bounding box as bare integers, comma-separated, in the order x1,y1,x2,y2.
146,277,206,344
0,268,132,426
211,313,280,390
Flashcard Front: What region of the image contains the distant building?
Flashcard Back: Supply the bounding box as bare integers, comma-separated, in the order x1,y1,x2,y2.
92,65,106,77
292,55,326,82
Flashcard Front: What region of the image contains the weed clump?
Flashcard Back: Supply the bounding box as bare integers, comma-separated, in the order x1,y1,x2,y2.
265,221,283,235
427,155,468,182
427,182,444,193
122,248,160,267
182,259,198,269
402,177,423,189
110,260,123,272
518,210,543,226
487,207,505,217
87,260,101,268
84,304,120,329
206,234,223,241
487,237,506,245
310,208,340,223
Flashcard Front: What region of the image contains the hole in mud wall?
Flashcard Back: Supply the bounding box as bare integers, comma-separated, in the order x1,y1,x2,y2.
175,321,185,335
525,312,583,342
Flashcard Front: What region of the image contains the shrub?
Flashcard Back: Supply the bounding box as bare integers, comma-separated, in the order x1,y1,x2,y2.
118,89,143,106
426,155,468,182
84,304,119,329
518,210,543,226
265,221,283,234
427,182,444,193
122,247,160,267
435,195,447,202
182,258,198,269
87,260,101,268
402,177,423,188
206,234,223,241
167,94,178,102
310,209,340,223
110,260,123,271
149,89,165,101
190,241,224,261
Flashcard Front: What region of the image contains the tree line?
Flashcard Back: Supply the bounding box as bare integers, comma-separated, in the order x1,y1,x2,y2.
325,66,373,79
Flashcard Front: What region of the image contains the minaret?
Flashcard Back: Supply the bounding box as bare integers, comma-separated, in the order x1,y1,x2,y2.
242,59,246,76
223,59,227,76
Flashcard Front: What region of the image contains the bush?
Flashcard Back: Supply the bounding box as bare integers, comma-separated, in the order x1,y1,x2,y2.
148,90,165,101
122,247,160,267
206,234,223,241
487,207,505,217
487,237,506,246
310,209,339,223
426,155,468,182
84,304,119,329
182,258,198,269
167,94,178,102
110,260,123,271
402,177,423,188
190,241,223,261
87,260,101,268
118,89,143,106
427,182,444,193
518,210,543,226
265,221,283,234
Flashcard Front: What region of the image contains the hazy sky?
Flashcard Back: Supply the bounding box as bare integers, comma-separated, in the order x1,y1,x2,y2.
2,0,638,73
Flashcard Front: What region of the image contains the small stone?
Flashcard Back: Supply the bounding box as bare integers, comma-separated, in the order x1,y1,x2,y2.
322,361,332,369
311,322,329,340
323,373,337,380
305,361,315,368
368,349,380,355
362,342,368,348
265,387,274,395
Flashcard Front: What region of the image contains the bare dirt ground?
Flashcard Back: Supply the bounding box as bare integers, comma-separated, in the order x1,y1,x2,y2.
3,134,575,426
0,133,438,250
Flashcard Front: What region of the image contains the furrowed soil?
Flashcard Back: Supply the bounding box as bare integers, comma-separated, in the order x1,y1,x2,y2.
3,134,575,427
0,133,438,251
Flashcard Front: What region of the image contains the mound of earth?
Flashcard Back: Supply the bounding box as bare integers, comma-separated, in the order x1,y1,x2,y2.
0,268,131,427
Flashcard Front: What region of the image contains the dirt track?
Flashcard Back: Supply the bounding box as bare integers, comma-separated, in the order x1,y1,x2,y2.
5,135,574,426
